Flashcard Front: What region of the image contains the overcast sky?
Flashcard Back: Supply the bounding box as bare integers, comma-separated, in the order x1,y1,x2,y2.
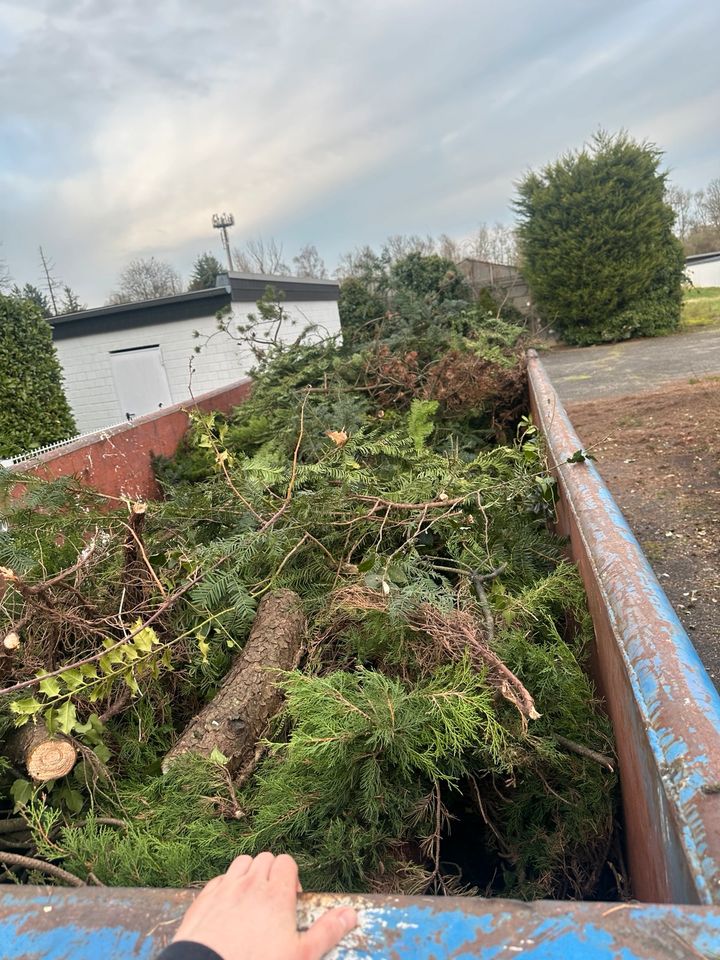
1,0,719,304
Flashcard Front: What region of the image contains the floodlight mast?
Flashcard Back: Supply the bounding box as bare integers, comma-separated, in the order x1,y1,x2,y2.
212,213,235,271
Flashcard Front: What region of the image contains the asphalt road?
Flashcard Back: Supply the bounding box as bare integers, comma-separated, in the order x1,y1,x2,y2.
540,327,720,403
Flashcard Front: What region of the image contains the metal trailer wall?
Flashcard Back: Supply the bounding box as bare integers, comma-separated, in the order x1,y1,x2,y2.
4,353,720,958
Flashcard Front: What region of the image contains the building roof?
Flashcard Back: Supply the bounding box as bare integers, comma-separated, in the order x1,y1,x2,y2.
50,272,339,340
685,250,720,265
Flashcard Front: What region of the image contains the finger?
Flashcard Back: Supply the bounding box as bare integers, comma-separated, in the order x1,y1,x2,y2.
270,853,299,893
201,875,225,895
301,907,357,960
247,851,275,881
226,855,253,882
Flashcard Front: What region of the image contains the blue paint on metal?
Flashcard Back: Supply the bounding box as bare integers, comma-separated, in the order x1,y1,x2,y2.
528,351,720,904
4,890,720,960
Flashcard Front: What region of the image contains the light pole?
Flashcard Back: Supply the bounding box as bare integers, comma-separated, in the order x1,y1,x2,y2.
212,213,235,271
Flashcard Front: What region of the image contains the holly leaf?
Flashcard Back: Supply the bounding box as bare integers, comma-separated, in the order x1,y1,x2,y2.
55,701,77,735
10,696,43,718
38,674,62,698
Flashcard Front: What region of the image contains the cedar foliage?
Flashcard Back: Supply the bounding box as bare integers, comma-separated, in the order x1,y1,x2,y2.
0,287,617,899
515,131,685,345
0,293,76,458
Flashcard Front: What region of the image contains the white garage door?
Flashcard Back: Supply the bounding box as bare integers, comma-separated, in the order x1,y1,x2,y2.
109,345,173,421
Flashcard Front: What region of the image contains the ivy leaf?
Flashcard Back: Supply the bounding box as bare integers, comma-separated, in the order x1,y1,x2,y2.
55,701,77,735
209,748,229,765
197,637,210,662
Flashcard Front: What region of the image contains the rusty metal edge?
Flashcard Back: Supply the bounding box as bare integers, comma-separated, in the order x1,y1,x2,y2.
527,349,720,905
2,887,720,959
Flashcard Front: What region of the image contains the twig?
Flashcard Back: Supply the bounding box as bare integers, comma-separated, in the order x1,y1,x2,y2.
555,735,615,773
256,390,308,535
0,818,30,835
0,568,204,697
121,511,167,598
0,851,86,886
474,562,507,582
471,574,495,643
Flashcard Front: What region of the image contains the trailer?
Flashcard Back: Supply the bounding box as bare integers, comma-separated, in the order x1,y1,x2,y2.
3,351,720,959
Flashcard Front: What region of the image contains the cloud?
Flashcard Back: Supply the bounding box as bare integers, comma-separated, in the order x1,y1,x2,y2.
0,0,719,302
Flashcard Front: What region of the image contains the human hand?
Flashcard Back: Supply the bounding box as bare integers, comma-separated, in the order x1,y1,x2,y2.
171,852,358,960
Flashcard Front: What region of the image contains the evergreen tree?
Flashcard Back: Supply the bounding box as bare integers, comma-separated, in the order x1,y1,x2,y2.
515,131,684,345
189,252,225,291
59,285,86,314
391,252,470,302
11,283,51,318
0,293,77,457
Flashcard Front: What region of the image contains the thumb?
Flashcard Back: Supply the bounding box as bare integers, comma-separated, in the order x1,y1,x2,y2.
301,907,357,960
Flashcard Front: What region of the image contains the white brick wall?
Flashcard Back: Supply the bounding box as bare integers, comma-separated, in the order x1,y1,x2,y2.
54,300,341,434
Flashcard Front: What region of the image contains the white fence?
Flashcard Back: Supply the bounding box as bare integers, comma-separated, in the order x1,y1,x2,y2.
1,420,131,469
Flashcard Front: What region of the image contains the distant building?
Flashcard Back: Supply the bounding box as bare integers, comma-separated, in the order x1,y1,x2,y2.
50,273,340,434
456,258,533,317
685,251,720,288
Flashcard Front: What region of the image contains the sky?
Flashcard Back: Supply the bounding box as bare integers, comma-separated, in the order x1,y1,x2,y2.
1,0,719,305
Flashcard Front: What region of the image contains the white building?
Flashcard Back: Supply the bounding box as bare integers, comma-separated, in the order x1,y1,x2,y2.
51,273,341,434
685,251,720,288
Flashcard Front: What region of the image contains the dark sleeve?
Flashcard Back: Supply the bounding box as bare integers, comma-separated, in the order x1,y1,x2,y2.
155,941,224,960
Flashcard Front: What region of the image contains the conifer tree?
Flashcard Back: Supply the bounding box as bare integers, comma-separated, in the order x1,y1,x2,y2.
0,293,76,457
189,252,225,291
515,131,684,345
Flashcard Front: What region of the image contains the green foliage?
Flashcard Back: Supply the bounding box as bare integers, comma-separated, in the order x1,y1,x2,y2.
338,277,386,345
0,281,616,897
48,757,246,886
390,252,470,302
407,399,438,452
0,293,77,457
515,131,685,345
189,252,225,291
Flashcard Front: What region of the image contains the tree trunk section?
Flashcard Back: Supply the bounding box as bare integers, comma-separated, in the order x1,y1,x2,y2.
8,723,77,782
162,589,305,777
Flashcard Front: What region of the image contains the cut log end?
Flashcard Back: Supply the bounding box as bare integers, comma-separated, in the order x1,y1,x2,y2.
26,738,77,782
8,723,78,782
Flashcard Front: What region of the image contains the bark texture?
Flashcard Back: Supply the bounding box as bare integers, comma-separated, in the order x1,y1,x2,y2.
8,723,77,782
162,589,305,776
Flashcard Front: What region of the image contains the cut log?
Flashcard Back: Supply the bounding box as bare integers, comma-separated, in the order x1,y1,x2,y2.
162,589,305,777
8,723,77,782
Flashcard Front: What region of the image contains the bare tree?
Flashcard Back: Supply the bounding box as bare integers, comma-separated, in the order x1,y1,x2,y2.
666,185,697,239
292,244,327,279
437,233,463,261
465,222,518,265
107,257,183,304
697,178,720,230
381,234,436,261
38,246,61,316
0,241,12,290
232,237,290,275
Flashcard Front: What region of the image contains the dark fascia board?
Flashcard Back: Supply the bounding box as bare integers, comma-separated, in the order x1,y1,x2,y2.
685,250,720,265
219,271,340,302
51,287,231,341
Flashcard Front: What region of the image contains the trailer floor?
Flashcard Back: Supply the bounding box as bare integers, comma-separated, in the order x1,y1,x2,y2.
566,376,720,686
